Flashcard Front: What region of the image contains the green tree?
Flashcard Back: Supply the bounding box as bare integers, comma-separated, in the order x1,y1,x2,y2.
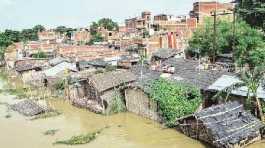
0,33,12,48
21,29,38,41
90,22,99,36
187,19,265,65
32,51,48,58
33,25,46,32
89,18,118,44
87,33,103,45
187,19,232,63
233,21,265,68
237,0,265,32
4,30,21,42
55,26,67,35
98,18,118,31
214,66,265,122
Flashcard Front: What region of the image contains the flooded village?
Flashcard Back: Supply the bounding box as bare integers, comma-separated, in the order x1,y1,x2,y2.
0,0,265,148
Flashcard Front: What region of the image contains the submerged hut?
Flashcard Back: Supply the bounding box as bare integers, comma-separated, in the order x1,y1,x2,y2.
43,61,77,86
204,74,265,108
176,101,264,148
70,70,136,113
125,65,162,121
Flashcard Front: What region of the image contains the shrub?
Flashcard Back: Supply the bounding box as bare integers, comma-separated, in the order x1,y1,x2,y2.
150,79,202,127
32,51,47,58
107,89,126,114
54,79,65,90
53,129,103,145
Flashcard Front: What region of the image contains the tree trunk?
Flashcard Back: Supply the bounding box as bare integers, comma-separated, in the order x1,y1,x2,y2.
255,96,265,122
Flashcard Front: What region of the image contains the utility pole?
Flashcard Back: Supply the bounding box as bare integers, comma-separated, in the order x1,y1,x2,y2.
213,10,217,64
211,10,233,63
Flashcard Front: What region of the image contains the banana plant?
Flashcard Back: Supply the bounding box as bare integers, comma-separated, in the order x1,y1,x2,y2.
213,66,265,122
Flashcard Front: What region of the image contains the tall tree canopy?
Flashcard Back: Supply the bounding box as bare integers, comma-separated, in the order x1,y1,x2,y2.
237,0,265,32
33,25,46,32
187,19,265,67
88,18,118,45
55,26,68,35
97,18,118,31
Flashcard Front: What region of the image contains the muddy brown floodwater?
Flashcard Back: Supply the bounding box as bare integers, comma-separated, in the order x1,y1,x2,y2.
0,75,264,148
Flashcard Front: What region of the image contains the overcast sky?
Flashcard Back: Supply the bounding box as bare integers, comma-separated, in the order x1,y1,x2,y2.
0,0,232,31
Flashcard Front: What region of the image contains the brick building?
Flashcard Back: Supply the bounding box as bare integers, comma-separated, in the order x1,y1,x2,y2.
58,45,129,62
190,1,234,23
125,11,151,33
73,29,91,45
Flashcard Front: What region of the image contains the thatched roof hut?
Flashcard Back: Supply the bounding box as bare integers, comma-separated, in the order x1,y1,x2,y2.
176,101,264,148
70,70,137,114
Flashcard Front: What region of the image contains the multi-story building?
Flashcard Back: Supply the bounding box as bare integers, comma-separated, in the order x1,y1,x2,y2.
190,1,234,23
72,29,91,45
125,11,151,33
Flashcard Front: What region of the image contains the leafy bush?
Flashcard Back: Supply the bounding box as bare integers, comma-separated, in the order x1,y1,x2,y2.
54,129,103,145
32,51,47,58
150,79,202,127
54,79,65,90
107,90,126,114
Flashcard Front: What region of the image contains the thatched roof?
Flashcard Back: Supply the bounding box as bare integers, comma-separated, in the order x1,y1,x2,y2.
90,70,137,93
194,101,264,147
11,100,46,116
15,64,42,73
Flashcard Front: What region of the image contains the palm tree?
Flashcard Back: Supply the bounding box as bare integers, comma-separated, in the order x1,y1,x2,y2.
213,66,265,122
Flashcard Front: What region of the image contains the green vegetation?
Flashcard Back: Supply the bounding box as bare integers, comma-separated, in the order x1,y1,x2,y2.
237,0,265,32
0,25,45,58
3,88,27,99
54,129,103,145
150,79,202,127
89,18,118,45
43,129,59,136
54,79,65,90
32,51,48,59
87,33,104,45
214,66,265,122
187,19,265,65
107,89,126,114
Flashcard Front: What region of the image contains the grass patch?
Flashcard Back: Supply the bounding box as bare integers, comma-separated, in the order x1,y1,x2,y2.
0,88,27,99
106,89,126,115
53,129,103,145
43,129,59,136
30,111,62,120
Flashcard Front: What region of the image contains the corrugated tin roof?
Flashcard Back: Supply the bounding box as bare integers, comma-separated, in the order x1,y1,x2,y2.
207,75,265,99
48,57,69,66
43,62,77,77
